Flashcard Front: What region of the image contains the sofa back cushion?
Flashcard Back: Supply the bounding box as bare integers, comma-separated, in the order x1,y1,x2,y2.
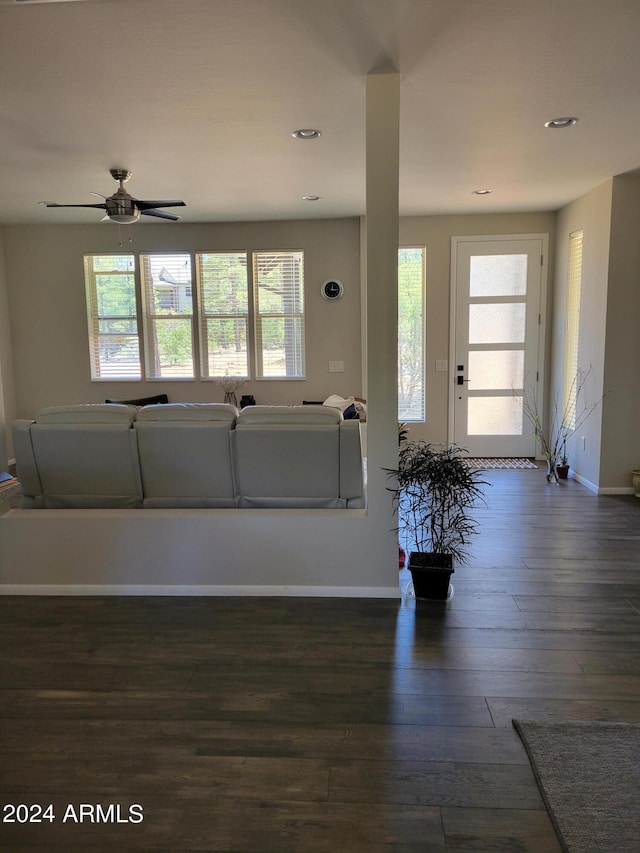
134,403,238,507
29,405,142,508
231,405,344,508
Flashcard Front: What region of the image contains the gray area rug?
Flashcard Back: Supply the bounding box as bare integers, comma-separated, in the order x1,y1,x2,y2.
462,457,538,469
513,720,640,852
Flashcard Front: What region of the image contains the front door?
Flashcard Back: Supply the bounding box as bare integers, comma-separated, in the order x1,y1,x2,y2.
451,236,545,457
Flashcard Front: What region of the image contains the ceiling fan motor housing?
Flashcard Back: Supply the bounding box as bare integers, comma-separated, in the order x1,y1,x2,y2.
105,189,140,223
110,168,132,183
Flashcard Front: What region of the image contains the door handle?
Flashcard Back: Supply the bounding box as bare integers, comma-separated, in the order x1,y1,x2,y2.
456,376,471,385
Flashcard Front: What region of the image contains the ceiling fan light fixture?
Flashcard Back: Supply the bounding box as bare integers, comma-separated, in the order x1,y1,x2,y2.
292,128,321,140
545,116,578,129
108,213,140,224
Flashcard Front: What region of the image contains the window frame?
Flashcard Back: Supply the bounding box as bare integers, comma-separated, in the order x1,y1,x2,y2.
398,245,426,422
195,251,250,380
139,252,196,381
85,248,307,384
563,229,583,429
84,253,142,381
252,250,306,380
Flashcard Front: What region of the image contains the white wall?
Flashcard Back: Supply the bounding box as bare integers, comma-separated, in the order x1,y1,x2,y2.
553,180,612,490
4,219,363,418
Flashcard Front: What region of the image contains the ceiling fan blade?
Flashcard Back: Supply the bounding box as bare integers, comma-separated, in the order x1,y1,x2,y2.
43,202,108,209
140,209,181,221
137,200,186,210
90,192,107,199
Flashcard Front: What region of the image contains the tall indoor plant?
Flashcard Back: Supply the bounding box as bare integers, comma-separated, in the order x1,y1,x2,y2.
520,367,602,483
388,442,487,600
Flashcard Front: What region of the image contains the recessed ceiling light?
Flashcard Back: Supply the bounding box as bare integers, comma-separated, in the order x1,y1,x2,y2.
472,189,492,196
545,117,578,129
302,195,322,201
292,129,321,140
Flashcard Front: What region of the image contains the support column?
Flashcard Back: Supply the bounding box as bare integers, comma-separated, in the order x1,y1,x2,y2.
363,69,400,534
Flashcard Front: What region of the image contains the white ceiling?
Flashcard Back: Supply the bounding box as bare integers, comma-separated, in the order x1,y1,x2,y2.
1,0,640,225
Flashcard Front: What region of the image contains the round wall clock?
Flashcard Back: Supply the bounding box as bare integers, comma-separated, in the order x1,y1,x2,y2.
321,279,344,301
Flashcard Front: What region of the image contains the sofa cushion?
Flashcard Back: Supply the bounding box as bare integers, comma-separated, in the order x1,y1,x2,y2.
35,404,136,425
134,403,237,507
236,404,341,426
232,406,347,508
135,402,238,422
29,415,142,508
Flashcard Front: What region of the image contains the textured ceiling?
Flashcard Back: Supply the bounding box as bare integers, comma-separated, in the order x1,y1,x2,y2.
1,0,639,224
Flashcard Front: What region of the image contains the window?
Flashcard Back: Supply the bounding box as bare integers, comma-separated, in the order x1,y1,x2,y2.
253,251,305,378
84,254,141,380
140,253,195,379
564,230,583,428
398,246,425,421
196,252,249,378
85,249,306,382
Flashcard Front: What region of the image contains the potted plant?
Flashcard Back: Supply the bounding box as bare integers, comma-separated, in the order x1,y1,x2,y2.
520,367,602,484
388,442,487,600
556,445,570,480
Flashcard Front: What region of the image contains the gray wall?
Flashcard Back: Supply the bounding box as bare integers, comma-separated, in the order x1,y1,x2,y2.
553,180,612,490
553,173,640,492
601,172,640,488
0,229,15,470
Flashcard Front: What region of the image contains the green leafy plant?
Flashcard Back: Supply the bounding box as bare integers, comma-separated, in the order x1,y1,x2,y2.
387,442,487,563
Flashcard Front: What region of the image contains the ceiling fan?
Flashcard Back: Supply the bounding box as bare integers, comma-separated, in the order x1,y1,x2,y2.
41,169,186,223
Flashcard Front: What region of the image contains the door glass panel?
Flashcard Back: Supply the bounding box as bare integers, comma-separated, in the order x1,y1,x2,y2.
469,303,526,344
470,254,528,296
468,350,524,390
467,396,523,435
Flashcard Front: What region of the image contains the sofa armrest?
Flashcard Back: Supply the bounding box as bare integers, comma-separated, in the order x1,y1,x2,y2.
12,420,42,504
339,419,365,507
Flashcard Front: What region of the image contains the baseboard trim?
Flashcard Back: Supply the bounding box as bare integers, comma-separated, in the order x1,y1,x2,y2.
0,584,402,598
571,471,598,493
572,471,636,495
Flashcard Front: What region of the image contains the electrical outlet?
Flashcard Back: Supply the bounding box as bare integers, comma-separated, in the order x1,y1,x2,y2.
329,360,345,373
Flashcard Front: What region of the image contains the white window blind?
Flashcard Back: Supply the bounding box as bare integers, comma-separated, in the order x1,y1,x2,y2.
196,252,249,378
84,254,141,380
253,251,305,378
140,253,195,379
564,230,583,428
398,246,426,421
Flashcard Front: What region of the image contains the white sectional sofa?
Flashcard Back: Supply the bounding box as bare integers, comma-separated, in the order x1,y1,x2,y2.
13,403,366,510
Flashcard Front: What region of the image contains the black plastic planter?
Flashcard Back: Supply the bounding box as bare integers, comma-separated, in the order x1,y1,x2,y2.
408,552,454,600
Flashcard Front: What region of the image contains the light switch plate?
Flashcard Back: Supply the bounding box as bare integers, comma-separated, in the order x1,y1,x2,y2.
435,359,448,372
329,360,345,372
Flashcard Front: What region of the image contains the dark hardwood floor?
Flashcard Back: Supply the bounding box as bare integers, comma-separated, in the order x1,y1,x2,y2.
1,468,640,851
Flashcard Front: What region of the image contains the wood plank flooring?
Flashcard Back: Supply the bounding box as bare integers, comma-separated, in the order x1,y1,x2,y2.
1,468,639,851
